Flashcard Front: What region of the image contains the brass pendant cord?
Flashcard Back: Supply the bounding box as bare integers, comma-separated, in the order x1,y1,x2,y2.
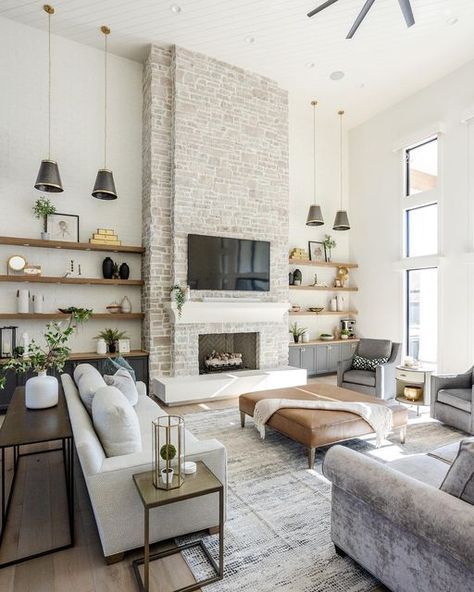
103,28,108,169
47,7,52,159
313,101,317,203
338,110,344,209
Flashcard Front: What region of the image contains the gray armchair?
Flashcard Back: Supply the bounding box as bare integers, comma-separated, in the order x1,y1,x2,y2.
431,368,474,434
337,338,401,400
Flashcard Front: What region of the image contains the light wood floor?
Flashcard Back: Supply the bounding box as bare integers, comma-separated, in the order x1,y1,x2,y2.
0,374,386,591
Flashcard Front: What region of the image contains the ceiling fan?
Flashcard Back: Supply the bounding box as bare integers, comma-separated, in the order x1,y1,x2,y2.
307,0,415,39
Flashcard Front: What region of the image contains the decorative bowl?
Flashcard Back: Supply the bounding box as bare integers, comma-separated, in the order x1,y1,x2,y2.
320,334,334,341
106,304,122,314
308,307,324,313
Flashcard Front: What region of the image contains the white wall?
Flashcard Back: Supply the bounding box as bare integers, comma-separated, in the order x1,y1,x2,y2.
0,17,143,352
349,59,474,373
288,93,352,341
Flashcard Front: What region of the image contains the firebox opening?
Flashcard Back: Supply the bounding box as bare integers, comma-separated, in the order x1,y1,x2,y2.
198,332,259,375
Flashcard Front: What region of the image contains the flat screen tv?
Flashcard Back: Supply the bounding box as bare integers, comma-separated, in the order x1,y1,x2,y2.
187,234,270,291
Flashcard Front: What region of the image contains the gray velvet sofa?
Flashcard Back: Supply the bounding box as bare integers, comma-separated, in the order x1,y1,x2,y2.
323,442,474,592
431,368,474,434
337,338,401,400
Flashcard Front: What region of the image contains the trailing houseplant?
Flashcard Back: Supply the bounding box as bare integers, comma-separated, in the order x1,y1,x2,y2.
33,197,56,240
170,285,186,318
323,235,336,262
290,322,307,344
95,328,128,354
160,443,177,484
0,309,92,408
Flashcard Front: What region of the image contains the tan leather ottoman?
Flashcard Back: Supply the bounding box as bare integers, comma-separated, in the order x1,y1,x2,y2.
239,383,408,468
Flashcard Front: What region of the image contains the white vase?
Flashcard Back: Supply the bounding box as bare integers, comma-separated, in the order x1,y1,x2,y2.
25,371,58,409
17,289,30,313
336,295,345,312
329,297,338,312
96,338,107,355
161,468,174,486
121,296,132,313
32,293,44,313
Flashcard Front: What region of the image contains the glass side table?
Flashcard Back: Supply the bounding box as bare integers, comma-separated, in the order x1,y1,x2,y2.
132,461,224,592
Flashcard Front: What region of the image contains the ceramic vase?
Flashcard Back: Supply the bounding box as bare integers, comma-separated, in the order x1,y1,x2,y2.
96,338,107,355
41,232,50,241
121,296,132,313
25,371,58,409
102,257,114,279
17,289,30,313
119,262,130,280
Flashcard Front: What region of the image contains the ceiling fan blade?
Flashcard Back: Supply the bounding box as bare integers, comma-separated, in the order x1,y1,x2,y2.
397,0,415,27
346,0,376,38
307,0,340,18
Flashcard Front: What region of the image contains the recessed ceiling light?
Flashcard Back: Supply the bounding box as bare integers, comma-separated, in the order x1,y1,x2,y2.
245,35,256,44
306,62,316,69
330,71,345,81
357,82,366,89
170,4,181,13
446,16,458,25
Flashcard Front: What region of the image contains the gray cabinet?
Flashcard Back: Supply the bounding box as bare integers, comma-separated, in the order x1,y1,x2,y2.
288,347,301,369
301,347,317,375
289,341,359,377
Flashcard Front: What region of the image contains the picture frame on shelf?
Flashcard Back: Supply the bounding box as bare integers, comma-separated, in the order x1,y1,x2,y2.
46,213,80,243
308,241,325,262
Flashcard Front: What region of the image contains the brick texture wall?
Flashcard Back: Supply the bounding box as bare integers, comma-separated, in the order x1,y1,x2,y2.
143,45,289,377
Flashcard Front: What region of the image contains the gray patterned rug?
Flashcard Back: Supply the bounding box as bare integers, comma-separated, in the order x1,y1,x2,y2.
178,408,463,592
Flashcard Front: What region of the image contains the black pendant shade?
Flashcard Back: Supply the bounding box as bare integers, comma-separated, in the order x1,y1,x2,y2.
92,169,117,200
306,204,324,226
333,210,350,231
34,159,63,192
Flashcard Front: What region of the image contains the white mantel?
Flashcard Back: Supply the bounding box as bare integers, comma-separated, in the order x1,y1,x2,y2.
166,301,290,325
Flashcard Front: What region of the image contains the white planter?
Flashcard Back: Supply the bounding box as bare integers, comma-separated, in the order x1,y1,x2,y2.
160,468,174,486
25,371,58,409
41,232,50,241
341,334,349,340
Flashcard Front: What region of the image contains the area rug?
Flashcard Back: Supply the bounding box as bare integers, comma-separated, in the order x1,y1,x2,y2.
178,408,463,592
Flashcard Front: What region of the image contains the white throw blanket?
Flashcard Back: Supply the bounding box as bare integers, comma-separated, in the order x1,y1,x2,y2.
254,397,393,447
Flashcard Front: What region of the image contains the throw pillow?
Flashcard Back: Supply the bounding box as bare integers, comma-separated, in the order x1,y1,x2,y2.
104,368,139,406
102,356,136,382
73,363,106,413
440,438,474,505
92,386,142,457
351,355,388,372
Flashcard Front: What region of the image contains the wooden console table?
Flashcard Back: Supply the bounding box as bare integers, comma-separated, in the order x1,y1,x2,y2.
0,386,74,568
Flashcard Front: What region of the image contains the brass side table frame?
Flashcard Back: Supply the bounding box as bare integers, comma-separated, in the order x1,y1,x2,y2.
132,461,224,592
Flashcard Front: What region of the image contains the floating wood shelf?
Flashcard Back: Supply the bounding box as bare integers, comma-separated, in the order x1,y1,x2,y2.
0,313,144,320
289,311,358,316
289,285,358,292
0,236,145,254
0,275,143,286
289,258,358,269
0,349,149,364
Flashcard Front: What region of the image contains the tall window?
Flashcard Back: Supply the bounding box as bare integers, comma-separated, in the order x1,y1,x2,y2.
403,136,439,363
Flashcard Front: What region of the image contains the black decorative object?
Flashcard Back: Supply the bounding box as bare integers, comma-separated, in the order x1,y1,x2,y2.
112,262,120,280
119,262,130,280
293,269,302,286
0,327,18,359
102,257,113,279
289,271,294,286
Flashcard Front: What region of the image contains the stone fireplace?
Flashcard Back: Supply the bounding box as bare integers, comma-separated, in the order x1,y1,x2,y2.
198,332,259,374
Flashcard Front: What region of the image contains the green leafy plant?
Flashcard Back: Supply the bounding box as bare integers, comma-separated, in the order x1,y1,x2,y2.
33,197,56,232
0,309,92,390
290,322,307,343
323,235,336,250
160,443,177,462
171,285,186,318
95,328,128,348
340,329,350,336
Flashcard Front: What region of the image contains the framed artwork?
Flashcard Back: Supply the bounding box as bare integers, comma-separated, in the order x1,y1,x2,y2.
308,241,325,262
46,213,80,243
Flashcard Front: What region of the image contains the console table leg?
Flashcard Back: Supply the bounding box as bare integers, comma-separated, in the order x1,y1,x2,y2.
240,412,246,428
400,426,407,444
308,447,316,470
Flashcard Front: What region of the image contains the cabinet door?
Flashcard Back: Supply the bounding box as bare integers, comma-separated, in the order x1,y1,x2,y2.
289,347,301,368
301,346,316,376
341,342,358,360
127,356,148,383
327,344,340,373
315,346,328,374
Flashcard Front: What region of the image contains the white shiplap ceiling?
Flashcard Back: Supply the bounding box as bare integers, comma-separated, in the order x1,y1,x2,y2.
2,0,474,125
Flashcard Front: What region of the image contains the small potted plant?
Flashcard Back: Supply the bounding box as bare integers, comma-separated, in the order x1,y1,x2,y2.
340,329,350,340
95,328,128,353
290,322,307,344
170,285,186,318
33,197,56,240
160,443,177,485
323,235,336,262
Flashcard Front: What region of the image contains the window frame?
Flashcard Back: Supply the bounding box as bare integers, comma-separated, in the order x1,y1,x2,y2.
405,202,438,258
405,136,438,198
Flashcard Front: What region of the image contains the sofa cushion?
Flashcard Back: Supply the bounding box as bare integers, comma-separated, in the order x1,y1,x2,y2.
104,368,139,406
343,369,376,387
92,386,142,457
389,454,450,488
73,364,106,413
437,388,472,413
357,338,392,359
102,356,136,382
352,355,388,372
428,441,463,465
440,439,474,505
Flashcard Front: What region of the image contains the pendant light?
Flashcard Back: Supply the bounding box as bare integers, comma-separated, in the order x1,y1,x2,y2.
333,109,350,231
34,4,63,193
306,100,324,226
92,26,118,200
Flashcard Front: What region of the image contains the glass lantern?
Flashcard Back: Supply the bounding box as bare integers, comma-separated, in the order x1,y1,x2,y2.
0,326,17,358
152,415,185,490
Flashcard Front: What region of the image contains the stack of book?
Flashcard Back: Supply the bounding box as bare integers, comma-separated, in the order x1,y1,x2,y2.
289,247,308,260
89,228,121,246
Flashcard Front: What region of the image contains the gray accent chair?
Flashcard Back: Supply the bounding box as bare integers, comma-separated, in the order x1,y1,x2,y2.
323,443,474,592
431,367,474,434
337,338,401,400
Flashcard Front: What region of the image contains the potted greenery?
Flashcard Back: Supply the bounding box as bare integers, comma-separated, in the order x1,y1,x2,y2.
0,309,92,409
290,322,307,344
170,285,186,318
160,443,177,485
33,197,56,240
323,235,336,262
340,329,350,340
95,328,128,353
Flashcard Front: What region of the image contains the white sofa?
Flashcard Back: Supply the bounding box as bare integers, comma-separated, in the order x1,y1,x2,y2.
61,367,227,561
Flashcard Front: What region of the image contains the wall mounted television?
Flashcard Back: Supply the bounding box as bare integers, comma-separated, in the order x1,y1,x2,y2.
187,234,270,291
